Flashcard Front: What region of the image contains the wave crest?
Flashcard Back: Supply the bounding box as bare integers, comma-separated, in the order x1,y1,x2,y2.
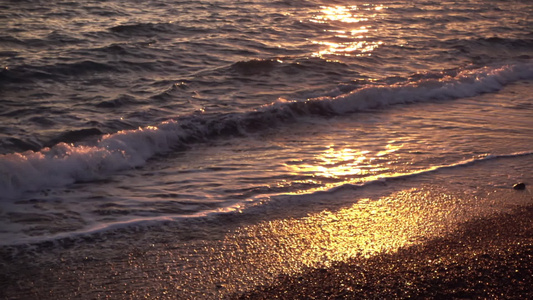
1,62,532,198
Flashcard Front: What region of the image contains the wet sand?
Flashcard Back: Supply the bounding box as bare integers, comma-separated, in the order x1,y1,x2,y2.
236,205,533,299
1,183,531,299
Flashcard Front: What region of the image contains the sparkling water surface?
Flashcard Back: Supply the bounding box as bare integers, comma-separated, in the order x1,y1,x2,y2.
0,0,532,245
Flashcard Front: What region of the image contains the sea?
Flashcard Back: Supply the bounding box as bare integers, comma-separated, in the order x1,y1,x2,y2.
0,0,532,298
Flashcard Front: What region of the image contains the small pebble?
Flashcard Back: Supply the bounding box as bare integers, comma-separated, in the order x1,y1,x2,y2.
513,182,526,190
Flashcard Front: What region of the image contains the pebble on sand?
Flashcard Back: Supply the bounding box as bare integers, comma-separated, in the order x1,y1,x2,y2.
513,182,526,190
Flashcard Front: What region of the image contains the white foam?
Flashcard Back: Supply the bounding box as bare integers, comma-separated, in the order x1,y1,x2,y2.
0,121,190,198
1,150,531,247
317,63,533,113
1,63,532,198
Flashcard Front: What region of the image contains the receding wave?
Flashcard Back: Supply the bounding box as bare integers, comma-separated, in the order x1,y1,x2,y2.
3,149,532,247
1,62,532,198
317,151,533,196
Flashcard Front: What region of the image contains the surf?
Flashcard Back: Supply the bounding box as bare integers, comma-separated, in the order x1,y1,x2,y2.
1,62,532,199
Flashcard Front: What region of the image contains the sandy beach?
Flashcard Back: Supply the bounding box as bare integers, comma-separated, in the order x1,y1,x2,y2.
1,179,532,300
236,204,533,299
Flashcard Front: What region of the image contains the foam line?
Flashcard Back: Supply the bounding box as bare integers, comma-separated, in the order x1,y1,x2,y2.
1,63,532,198
1,150,532,246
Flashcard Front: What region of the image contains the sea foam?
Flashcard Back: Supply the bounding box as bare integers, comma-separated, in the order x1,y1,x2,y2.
1,62,532,198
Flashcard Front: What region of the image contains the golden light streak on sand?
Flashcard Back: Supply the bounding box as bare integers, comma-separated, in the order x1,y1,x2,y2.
193,184,532,297
230,189,459,270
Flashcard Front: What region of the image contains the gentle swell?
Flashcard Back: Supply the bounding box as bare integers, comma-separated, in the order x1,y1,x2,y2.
1,62,532,198
313,62,533,113
319,151,533,196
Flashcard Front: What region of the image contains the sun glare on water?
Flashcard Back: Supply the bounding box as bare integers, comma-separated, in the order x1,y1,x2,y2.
283,141,404,194
310,4,385,57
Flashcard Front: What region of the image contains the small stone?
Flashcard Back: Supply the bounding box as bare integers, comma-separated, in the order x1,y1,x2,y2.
513,182,526,190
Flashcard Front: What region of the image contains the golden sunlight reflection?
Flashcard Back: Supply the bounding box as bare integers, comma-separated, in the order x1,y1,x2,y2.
206,183,527,296
285,142,402,191
301,146,370,179
310,4,385,57
376,141,403,157
144,185,529,297
226,187,473,279
312,6,369,24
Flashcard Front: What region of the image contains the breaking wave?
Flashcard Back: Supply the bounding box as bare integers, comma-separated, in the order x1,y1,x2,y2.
1,62,532,198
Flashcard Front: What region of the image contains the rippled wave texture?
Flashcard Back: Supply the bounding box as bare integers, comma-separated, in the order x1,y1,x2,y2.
1,0,531,153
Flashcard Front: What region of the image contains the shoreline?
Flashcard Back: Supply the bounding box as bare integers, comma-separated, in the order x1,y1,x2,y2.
235,204,533,299
1,184,531,299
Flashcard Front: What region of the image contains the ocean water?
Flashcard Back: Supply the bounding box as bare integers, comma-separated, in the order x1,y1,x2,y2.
0,0,532,248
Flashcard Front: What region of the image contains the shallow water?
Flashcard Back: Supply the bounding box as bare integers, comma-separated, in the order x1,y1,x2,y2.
1,151,532,299
0,0,532,246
